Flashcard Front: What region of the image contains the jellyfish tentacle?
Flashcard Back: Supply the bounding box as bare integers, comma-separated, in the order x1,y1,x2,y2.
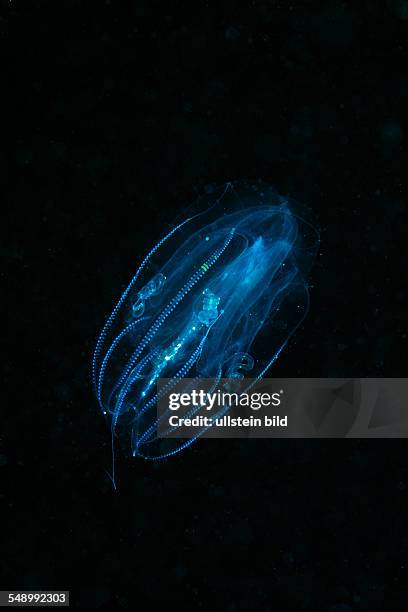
97,316,149,409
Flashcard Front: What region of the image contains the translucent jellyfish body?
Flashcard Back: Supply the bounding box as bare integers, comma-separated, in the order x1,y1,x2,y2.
92,181,319,459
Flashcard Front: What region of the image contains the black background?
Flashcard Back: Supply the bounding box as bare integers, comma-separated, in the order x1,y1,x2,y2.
3,1,408,609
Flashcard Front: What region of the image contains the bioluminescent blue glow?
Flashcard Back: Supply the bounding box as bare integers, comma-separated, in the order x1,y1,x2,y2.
92,181,319,460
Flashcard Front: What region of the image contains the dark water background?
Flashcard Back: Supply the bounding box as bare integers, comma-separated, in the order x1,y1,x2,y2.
3,1,407,609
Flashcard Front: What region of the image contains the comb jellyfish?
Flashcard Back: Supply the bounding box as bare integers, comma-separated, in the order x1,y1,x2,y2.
92,181,319,460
